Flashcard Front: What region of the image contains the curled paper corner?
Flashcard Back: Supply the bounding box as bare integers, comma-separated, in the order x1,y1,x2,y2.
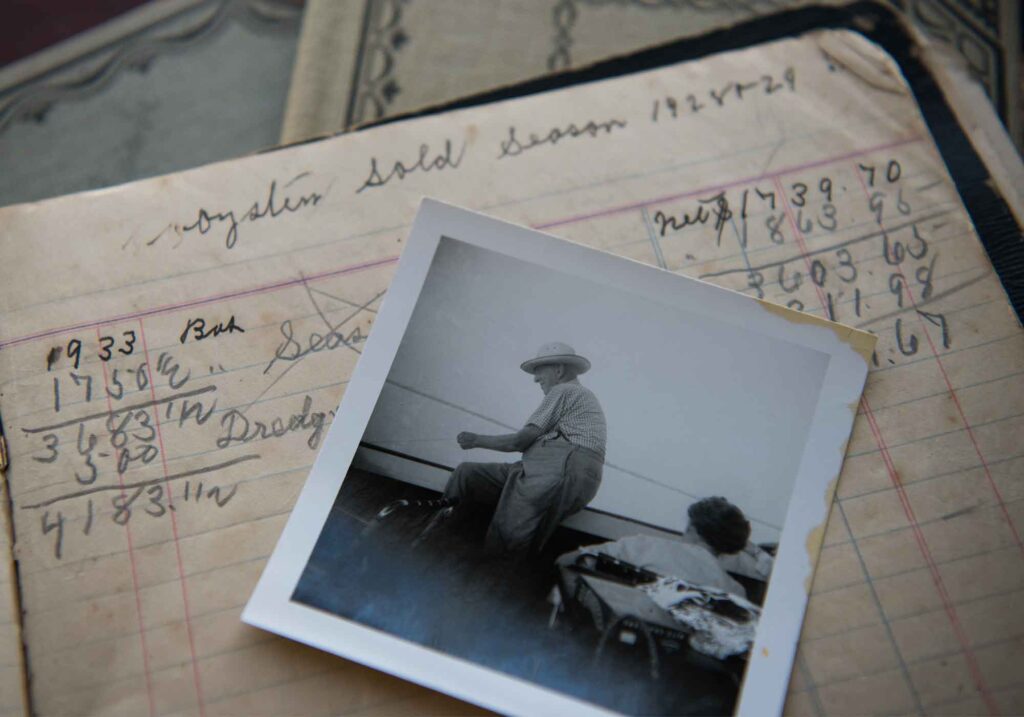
756,299,877,365
813,29,908,96
803,473,840,595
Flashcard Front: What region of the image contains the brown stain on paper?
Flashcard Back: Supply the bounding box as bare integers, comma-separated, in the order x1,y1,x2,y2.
804,474,840,594
757,299,877,365
753,301,870,592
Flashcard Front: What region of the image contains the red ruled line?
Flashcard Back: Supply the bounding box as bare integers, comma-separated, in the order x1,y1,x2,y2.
0,255,399,352
96,326,156,717
136,319,206,717
850,164,1024,558
859,397,1000,715
773,173,999,714
0,138,927,355
535,134,923,231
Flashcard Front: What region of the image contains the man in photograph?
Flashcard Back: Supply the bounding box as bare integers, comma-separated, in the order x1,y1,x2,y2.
441,341,607,554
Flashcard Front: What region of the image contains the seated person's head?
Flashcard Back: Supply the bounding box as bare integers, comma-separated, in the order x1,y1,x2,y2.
686,497,751,555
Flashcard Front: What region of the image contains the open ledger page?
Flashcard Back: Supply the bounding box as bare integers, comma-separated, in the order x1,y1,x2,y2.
0,30,1020,715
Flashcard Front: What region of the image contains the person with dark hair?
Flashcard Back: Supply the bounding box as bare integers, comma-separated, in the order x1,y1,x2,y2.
557,496,752,598
685,496,751,556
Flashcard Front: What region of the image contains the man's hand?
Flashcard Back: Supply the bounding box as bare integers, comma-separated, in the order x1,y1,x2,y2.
457,432,479,449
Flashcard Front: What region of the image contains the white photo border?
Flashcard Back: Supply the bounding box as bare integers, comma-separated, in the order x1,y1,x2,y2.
244,199,873,717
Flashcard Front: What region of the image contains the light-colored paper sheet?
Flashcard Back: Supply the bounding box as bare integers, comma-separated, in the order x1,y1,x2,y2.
0,492,27,717
0,29,1021,715
281,0,1020,147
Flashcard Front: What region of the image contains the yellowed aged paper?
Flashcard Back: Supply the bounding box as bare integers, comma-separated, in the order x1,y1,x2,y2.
0,29,1020,715
281,0,1020,147
280,0,831,144
0,488,28,717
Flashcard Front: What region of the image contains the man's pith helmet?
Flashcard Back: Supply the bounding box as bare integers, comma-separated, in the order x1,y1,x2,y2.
520,342,591,375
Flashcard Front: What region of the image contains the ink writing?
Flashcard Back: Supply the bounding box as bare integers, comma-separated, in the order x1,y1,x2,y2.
651,67,795,122
497,118,627,158
159,173,326,250
356,140,466,193
216,395,331,450
263,318,368,374
179,315,245,344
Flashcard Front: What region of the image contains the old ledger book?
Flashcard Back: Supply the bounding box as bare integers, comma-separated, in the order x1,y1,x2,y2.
1,18,1022,717
280,0,1020,147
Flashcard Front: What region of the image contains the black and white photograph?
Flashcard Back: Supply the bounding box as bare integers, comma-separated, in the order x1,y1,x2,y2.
245,200,874,717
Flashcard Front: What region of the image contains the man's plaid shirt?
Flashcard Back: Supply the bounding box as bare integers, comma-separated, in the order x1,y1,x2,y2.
525,379,606,460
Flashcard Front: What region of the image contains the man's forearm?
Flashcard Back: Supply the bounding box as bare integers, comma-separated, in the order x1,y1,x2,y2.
473,433,523,452
460,425,541,452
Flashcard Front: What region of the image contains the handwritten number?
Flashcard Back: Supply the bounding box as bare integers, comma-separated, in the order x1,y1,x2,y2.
796,209,813,233
778,264,802,293
918,310,951,349
836,248,857,282
67,339,82,370
98,336,114,362
895,318,918,355
145,485,167,517
755,187,775,210
74,454,98,486
74,423,98,485
107,368,124,400
41,511,64,559
810,260,827,287
908,225,928,259
818,203,838,231
889,274,906,307
710,84,733,106
112,487,143,525
761,74,782,94
746,270,765,299
917,254,937,300
131,410,156,442
783,67,796,91
115,446,131,474
869,191,885,225
108,413,131,449
765,213,785,244
858,163,876,187
860,160,900,187
83,500,94,535
117,444,158,475
886,160,901,183
33,434,59,464
70,372,92,402
790,182,808,207
819,177,833,202
896,189,911,215
883,233,905,265
120,330,136,356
